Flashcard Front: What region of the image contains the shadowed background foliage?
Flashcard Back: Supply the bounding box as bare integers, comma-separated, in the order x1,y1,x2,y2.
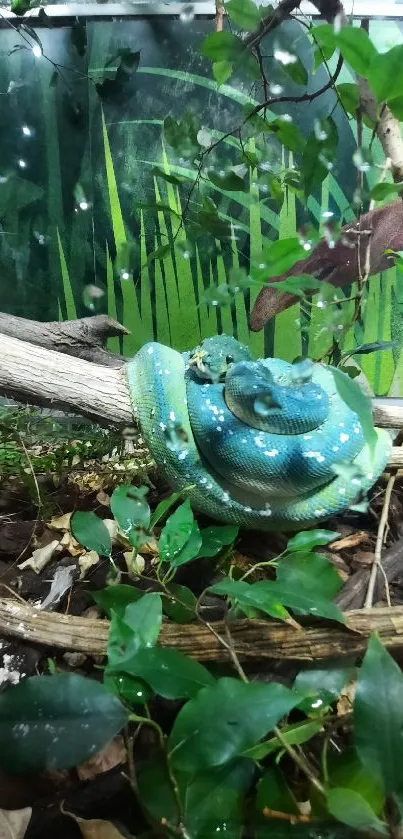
1,13,403,394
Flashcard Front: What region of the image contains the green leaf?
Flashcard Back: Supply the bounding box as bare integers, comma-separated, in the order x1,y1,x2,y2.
294,666,353,714
225,0,261,30
313,43,335,70
107,612,142,670
71,510,112,556
336,82,360,116
104,671,151,706
163,113,200,159
121,593,162,647
92,584,142,617
326,788,387,835
243,719,323,759
151,166,184,186
253,237,306,282
354,633,403,797
213,60,233,86
159,499,194,560
201,31,244,62
209,578,291,623
336,26,377,75
10,0,31,14
180,758,254,838
112,645,215,699
370,182,403,201
209,170,247,192
159,500,202,567
168,677,302,772
276,552,343,599
282,56,308,86
137,753,180,825
163,583,197,624
330,365,377,453
344,340,398,358
286,530,340,553
312,23,336,50
171,521,203,568
367,45,403,103
256,766,299,817
110,484,150,536
0,674,128,772
269,119,306,153
198,524,239,558
149,491,182,529
147,243,171,263
328,747,385,814
270,273,321,297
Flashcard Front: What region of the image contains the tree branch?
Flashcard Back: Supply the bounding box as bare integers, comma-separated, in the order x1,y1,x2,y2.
0,313,127,368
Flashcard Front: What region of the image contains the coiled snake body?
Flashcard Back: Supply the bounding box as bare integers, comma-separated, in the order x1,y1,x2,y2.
126,335,391,531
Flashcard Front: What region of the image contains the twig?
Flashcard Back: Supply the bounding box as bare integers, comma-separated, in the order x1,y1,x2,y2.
364,473,396,608
215,0,224,32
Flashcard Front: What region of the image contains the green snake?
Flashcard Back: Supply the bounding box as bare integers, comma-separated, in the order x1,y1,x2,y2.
125,335,391,531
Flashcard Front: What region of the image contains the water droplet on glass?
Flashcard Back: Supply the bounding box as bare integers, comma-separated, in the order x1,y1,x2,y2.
82,284,104,311
274,48,297,65
353,148,371,172
179,4,194,21
314,119,328,141
291,358,313,384
164,421,189,452
269,83,283,95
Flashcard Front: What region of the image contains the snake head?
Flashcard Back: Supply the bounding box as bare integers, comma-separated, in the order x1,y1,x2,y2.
188,335,253,382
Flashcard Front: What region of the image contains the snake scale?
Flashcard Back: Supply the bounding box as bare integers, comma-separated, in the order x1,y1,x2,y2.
125,335,391,531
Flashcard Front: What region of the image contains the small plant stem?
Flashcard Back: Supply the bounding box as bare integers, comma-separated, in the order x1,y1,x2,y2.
272,725,326,796
364,472,396,608
215,0,224,31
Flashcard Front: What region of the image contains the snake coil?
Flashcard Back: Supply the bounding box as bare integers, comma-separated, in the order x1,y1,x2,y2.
126,335,391,531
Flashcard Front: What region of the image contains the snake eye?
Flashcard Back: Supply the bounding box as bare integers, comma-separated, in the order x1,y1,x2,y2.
226,355,234,364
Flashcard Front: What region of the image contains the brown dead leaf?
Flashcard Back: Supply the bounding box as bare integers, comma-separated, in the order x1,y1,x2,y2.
63,811,132,839
96,490,110,507
0,807,32,839
123,552,145,578
18,540,60,573
77,736,127,780
59,530,82,557
78,551,100,579
48,513,72,532
140,537,158,557
337,680,356,716
331,531,369,551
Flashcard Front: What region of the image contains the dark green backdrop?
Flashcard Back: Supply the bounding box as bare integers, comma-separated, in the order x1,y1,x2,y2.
1,14,402,394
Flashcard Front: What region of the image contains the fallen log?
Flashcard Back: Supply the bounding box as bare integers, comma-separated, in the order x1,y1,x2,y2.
0,597,403,662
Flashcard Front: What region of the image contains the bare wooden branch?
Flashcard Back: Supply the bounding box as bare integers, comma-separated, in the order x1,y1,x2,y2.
0,334,133,428
0,313,126,368
1,597,403,662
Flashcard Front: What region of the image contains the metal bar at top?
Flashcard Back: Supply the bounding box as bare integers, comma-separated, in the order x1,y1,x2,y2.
1,0,403,19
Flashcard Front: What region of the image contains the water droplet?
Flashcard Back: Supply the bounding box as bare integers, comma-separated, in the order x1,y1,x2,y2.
18,159,27,169
274,48,297,65
32,45,42,58
180,4,194,22
269,83,283,95
22,125,32,137
314,119,328,141
353,148,371,173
